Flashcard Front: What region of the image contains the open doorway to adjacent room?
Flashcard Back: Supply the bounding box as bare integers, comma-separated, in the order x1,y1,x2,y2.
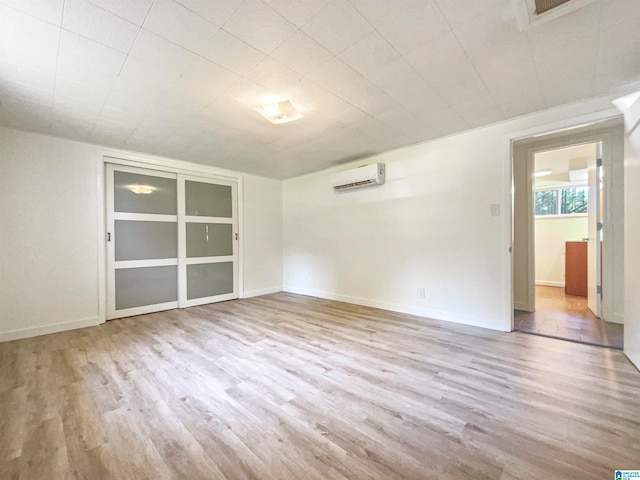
512,119,625,349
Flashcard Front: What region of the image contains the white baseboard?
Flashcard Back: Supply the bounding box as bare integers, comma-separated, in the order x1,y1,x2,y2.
535,280,565,287
0,316,102,343
282,286,510,332
241,286,282,299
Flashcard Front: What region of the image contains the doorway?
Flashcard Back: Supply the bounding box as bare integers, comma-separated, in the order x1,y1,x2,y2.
511,119,625,349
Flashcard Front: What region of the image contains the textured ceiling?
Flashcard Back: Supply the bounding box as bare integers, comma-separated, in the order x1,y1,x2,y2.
1,0,639,179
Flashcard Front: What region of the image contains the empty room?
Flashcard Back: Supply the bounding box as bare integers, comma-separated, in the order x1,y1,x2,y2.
2,0,640,479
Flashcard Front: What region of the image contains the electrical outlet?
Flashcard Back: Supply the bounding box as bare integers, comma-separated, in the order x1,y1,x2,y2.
419,287,426,299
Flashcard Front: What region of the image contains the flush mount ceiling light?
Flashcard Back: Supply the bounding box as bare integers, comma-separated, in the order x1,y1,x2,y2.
128,185,155,194
534,170,552,177
254,99,304,124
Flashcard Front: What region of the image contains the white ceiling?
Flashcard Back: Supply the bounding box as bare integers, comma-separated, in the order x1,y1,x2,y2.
1,0,639,179
534,142,594,187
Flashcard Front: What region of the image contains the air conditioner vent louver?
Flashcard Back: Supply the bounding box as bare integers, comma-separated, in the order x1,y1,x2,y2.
330,164,385,192
535,0,572,14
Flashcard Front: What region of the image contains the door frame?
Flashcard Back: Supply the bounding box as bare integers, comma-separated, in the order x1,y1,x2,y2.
511,117,625,326
97,149,244,323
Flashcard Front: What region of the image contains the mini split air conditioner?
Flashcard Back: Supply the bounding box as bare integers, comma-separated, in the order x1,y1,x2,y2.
330,163,385,192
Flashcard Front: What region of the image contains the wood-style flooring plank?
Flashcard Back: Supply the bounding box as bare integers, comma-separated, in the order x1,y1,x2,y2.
0,292,639,479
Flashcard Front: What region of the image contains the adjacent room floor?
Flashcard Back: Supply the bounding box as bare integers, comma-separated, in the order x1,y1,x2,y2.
1,293,638,479
514,285,624,349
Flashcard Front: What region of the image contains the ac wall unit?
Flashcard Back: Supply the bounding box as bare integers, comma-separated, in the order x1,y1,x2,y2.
330,163,385,192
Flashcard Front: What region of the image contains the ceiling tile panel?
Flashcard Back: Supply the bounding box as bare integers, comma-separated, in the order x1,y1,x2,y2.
223,78,276,109
54,78,112,105
0,0,64,25
468,37,533,81
479,58,541,94
349,0,398,28
594,21,640,94
271,30,334,76
52,95,103,119
278,77,328,107
434,0,508,27
0,81,53,111
171,57,239,101
97,106,146,127
339,31,400,79
526,2,600,54
87,0,154,25
49,112,96,139
266,0,328,27
199,30,265,74
452,3,522,56
371,2,451,57
246,57,300,92
452,94,505,127
496,91,547,119
174,0,242,26
538,73,596,107
1,95,52,121
128,29,198,77
403,32,478,92
334,77,400,118
105,77,165,113
143,0,219,54
0,6,60,74
0,72,55,102
62,0,139,53
301,1,374,54
308,57,363,93
599,0,640,29
56,31,127,88
222,0,297,54
310,93,354,119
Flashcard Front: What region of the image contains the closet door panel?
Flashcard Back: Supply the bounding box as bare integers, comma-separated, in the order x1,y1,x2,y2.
114,172,177,215
185,223,233,258
186,262,234,300
179,175,238,307
107,165,179,319
115,266,178,310
115,221,177,261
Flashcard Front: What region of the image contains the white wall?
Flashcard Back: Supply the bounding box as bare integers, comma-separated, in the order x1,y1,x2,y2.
0,128,100,340
624,136,640,369
242,174,283,297
534,217,588,286
0,127,283,342
283,96,621,332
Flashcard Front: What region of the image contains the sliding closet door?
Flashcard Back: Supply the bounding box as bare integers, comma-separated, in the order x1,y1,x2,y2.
106,164,239,319
178,175,239,307
106,165,179,319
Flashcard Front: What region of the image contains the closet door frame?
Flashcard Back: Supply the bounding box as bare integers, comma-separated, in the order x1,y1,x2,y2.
102,154,244,322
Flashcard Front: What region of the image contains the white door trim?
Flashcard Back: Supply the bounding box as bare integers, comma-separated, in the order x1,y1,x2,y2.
510,117,624,329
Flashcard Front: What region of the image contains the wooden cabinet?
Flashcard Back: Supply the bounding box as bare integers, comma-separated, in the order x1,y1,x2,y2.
565,241,587,297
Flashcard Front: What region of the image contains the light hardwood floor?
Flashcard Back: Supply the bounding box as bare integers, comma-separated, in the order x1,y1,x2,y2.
1,293,639,479
514,286,624,349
